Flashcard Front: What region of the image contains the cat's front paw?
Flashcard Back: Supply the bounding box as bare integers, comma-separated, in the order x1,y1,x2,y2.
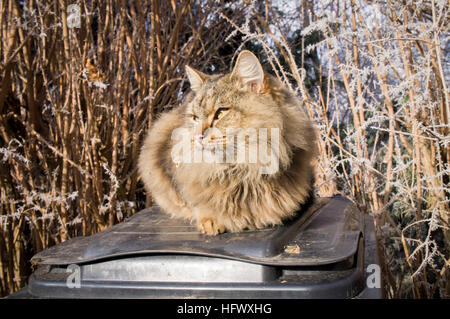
197,217,226,236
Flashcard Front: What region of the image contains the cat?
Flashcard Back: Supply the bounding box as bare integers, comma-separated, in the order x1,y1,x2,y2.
138,50,317,235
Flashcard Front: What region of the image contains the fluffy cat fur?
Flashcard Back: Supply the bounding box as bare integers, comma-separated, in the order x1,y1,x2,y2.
138,50,317,235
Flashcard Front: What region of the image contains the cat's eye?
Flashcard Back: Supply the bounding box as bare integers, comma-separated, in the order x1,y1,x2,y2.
214,108,229,120
192,115,200,122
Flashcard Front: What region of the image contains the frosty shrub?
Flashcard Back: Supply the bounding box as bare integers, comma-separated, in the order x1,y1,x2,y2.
223,0,448,298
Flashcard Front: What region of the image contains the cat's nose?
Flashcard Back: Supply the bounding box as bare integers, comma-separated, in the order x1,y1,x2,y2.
203,134,216,143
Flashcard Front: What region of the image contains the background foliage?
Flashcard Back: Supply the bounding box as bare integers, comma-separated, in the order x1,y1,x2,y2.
0,0,448,298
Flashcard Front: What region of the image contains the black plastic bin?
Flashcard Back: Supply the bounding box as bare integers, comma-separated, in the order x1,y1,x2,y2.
9,195,381,298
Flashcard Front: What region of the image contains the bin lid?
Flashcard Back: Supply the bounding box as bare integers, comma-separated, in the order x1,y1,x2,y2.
31,195,363,267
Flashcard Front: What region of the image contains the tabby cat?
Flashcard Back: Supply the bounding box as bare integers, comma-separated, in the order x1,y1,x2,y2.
138,50,316,235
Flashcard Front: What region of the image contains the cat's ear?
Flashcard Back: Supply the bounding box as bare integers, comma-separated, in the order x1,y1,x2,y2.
232,50,264,93
185,65,206,93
